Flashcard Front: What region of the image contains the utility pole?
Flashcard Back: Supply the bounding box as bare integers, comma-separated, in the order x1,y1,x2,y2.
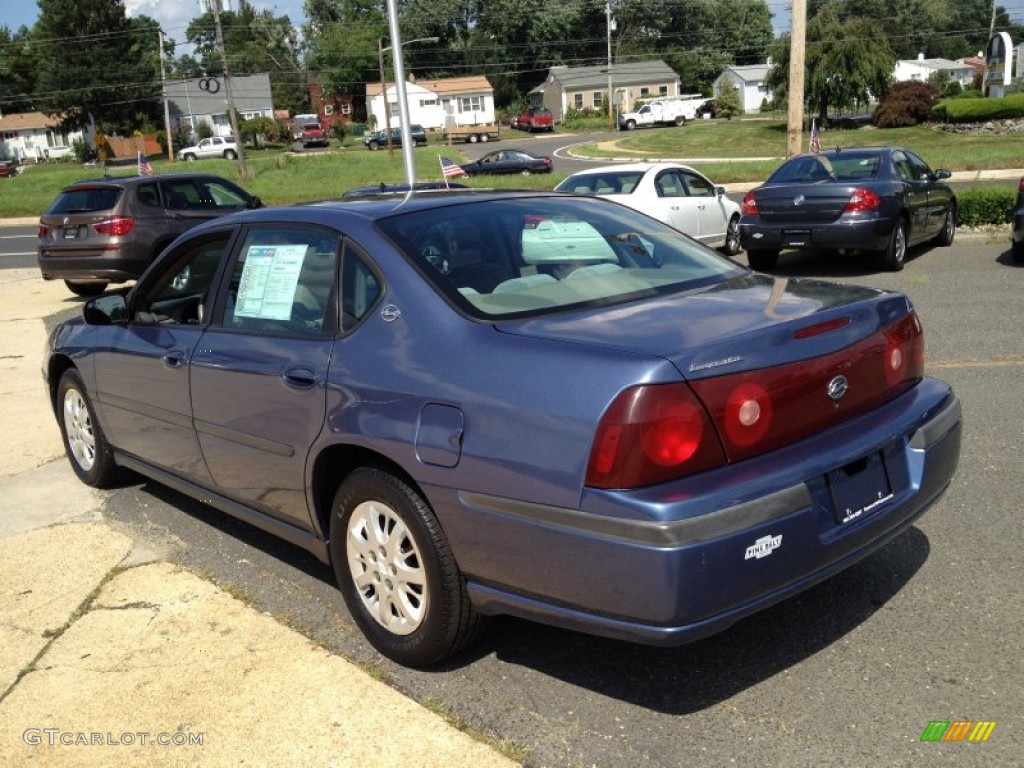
158,29,174,163
211,1,250,179
606,1,614,129
786,0,807,157
378,38,395,155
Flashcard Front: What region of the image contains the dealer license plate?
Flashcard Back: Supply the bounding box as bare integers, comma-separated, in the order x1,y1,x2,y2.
828,452,893,525
782,229,811,246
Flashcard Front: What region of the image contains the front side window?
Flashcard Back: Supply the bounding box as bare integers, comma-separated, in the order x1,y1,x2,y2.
160,179,250,211
224,227,340,337
133,233,232,325
376,196,742,319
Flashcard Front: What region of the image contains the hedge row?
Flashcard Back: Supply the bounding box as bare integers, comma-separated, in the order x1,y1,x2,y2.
956,186,1017,226
932,93,1024,122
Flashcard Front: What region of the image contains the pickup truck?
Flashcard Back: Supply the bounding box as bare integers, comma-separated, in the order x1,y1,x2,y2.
177,136,238,161
512,107,554,133
618,97,704,130
300,122,328,148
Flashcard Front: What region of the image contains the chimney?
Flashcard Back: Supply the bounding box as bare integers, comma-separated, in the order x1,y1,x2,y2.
918,52,925,60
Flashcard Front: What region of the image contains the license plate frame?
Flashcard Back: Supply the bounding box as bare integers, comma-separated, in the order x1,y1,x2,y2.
828,452,893,525
782,228,812,247
62,227,79,240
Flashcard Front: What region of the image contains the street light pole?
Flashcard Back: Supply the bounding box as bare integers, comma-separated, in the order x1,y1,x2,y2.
377,35,439,157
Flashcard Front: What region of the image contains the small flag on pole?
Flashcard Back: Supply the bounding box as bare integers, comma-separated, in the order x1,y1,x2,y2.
138,151,153,175
809,118,821,154
439,155,467,180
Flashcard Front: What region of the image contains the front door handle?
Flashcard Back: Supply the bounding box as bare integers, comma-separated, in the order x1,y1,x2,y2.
161,349,187,368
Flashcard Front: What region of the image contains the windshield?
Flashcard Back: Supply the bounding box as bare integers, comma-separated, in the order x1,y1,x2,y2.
768,152,883,183
376,196,744,319
555,171,644,195
46,187,121,214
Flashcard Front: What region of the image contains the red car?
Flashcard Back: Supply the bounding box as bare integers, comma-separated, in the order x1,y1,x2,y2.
0,159,19,178
513,107,554,132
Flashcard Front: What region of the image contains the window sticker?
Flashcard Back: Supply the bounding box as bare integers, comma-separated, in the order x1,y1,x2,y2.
235,244,306,320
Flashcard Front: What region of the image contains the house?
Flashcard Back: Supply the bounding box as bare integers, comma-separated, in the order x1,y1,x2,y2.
0,111,88,162
713,63,773,113
365,76,495,131
530,61,682,122
307,82,357,132
163,73,274,139
894,54,976,89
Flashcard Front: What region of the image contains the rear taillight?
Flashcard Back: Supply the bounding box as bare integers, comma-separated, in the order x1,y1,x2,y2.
883,311,925,386
38,223,50,239
586,383,726,489
93,216,135,236
844,188,881,212
741,191,758,215
1018,178,1024,193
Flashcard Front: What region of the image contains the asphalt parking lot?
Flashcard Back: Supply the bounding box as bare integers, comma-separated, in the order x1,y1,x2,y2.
59,233,1017,766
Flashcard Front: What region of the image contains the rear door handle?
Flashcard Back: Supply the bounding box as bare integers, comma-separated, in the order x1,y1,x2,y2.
161,350,187,368
282,366,317,390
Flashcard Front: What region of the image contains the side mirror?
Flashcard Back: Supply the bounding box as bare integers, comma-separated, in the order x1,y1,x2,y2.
716,185,727,197
934,169,952,181
249,196,263,209
83,294,127,326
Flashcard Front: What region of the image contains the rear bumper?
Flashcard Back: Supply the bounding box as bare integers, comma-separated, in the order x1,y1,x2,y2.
740,215,894,252
38,247,149,283
437,378,960,646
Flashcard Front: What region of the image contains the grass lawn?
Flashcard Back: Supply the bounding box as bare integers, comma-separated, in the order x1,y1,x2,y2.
2,119,1019,218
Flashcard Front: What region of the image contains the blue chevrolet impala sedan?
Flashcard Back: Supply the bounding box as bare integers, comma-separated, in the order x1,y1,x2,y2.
45,191,961,667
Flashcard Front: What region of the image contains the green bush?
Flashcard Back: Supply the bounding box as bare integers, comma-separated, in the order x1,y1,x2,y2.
873,81,938,128
932,93,1024,122
956,186,1015,226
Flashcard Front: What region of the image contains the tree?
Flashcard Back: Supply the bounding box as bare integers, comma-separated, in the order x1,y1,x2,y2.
766,6,895,124
715,82,742,120
34,0,162,134
302,0,385,104
0,25,39,113
872,80,937,127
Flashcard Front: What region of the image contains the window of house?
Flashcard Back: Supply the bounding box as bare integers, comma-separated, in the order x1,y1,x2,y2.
459,96,482,112
340,103,352,115
420,99,437,107
640,87,650,96
323,104,334,115
573,93,584,109
659,85,668,96
593,91,604,107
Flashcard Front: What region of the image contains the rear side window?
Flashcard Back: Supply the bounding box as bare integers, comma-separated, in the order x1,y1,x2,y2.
46,187,121,214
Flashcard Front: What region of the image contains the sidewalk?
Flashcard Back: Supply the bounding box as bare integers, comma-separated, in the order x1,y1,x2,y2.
0,269,518,765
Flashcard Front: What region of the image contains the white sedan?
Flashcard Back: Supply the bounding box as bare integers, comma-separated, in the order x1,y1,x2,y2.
555,162,742,255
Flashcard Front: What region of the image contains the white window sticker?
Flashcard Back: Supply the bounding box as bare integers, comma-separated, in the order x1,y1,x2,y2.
235,244,306,320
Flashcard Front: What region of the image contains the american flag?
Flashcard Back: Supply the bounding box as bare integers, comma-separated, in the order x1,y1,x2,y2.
439,155,467,179
809,119,821,154
138,151,153,175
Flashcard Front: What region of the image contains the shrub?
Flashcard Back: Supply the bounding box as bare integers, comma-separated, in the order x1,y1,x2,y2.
873,81,938,128
956,186,1015,226
932,92,1024,122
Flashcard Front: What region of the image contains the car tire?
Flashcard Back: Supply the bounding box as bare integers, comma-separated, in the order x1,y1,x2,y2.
224,149,237,160
520,169,532,176
674,115,686,126
57,369,121,488
623,120,636,131
183,153,197,162
367,141,380,151
935,206,956,247
480,134,489,142
880,219,907,271
468,134,478,143
64,280,107,297
721,215,742,257
329,467,482,667
746,249,779,271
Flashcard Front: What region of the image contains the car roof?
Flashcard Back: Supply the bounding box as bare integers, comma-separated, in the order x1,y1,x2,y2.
564,162,700,176
63,172,238,189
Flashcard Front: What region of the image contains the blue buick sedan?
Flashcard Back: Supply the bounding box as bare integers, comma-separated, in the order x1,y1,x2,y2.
45,191,961,667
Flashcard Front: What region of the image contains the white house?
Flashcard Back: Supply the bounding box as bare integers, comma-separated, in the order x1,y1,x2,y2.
713,63,773,113
164,73,275,139
366,76,495,131
0,111,88,162
893,54,976,88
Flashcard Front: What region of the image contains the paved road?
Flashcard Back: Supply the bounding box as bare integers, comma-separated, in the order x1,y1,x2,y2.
79,237,1022,767
0,227,36,269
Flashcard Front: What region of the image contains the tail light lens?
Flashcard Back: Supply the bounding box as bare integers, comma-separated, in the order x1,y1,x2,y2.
586,383,726,489
741,191,758,215
38,223,50,239
93,216,135,237
844,188,881,212
883,311,925,386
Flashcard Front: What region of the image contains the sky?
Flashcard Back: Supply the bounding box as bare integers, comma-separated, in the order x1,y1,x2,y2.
2,1,308,40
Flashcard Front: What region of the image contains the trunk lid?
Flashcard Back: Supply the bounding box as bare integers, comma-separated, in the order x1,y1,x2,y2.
751,182,862,224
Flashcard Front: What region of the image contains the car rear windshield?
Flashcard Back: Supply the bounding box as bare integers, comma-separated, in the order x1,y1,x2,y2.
376,196,744,319
556,171,644,195
769,152,883,183
46,187,122,214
